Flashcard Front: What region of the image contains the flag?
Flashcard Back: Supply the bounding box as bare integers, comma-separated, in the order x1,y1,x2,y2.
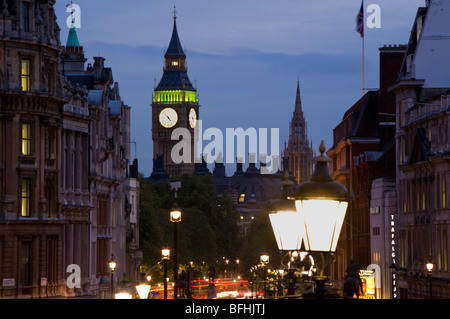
356,1,364,38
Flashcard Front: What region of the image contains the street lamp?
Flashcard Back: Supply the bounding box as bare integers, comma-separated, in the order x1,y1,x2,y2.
294,141,349,297
162,247,170,299
268,171,304,252
115,291,133,299
260,253,269,299
170,203,181,299
426,255,433,299
294,141,349,253
136,274,151,299
108,254,117,298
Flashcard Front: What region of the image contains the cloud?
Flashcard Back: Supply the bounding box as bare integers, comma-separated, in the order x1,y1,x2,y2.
55,0,425,176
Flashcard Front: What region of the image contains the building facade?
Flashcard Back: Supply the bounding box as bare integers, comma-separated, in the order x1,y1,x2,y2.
391,0,450,299
151,14,199,178
327,45,405,285
0,1,140,298
0,0,67,298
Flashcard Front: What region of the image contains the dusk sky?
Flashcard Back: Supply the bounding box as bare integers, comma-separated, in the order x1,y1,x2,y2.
54,0,425,176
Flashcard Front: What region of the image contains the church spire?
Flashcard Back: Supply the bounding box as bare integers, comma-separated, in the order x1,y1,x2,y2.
295,78,302,113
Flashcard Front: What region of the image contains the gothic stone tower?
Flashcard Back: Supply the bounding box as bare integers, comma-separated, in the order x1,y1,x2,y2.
283,80,313,183
151,13,199,177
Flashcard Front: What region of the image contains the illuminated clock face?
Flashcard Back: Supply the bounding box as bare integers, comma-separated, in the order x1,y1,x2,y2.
159,107,178,128
189,108,197,128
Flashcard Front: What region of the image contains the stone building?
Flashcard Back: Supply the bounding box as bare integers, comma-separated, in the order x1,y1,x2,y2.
390,0,450,299
327,44,406,283
60,25,141,297
0,0,67,298
151,13,199,178
283,80,313,184
0,1,140,298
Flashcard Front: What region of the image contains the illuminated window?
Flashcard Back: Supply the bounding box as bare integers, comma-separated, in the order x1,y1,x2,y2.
416,17,422,41
22,123,31,155
239,194,245,203
21,59,31,91
443,176,446,209
422,191,426,211
21,178,31,217
171,61,178,66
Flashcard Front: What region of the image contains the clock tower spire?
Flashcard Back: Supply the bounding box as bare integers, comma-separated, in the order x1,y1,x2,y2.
151,11,199,178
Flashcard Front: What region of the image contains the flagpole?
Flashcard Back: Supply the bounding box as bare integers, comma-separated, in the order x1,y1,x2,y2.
362,0,365,96
362,33,365,96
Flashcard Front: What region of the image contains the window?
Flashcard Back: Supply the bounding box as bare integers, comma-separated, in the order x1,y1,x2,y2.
22,2,30,32
239,194,245,203
443,176,447,209
373,226,380,236
46,182,56,219
401,100,406,127
21,241,31,286
46,126,56,159
21,123,31,155
21,178,31,217
21,59,31,91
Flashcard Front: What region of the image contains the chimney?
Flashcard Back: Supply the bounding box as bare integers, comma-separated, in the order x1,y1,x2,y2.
93,56,105,78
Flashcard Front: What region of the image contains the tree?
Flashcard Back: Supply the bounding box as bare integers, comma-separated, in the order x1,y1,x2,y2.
139,174,240,281
239,212,280,279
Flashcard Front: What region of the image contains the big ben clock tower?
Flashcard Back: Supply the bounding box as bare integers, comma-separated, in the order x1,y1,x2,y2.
151,10,199,177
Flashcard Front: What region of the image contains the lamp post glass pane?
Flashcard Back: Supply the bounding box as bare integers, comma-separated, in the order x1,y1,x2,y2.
269,211,304,251
162,248,170,259
295,199,348,252
260,254,269,264
108,260,117,271
170,210,181,222
136,283,151,299
115,292,132,299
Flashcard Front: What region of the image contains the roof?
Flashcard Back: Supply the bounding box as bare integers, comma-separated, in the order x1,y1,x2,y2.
155,16,195,92
66,26,80,47
66,73,94,90
155,71,195,91
332,90,379,147
108,100,122,115
87,90,103,105
165,18,186,58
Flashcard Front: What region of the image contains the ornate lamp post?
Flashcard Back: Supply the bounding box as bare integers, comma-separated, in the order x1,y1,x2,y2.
170,204,181,299
260,253,269,299
108,254,117,298
294,141,349,298
162,247,170,299
426,255,434,299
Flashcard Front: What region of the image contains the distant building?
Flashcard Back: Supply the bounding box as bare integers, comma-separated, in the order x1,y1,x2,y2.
151,14,199,178
213,157,288,236
61,26,141,297
390,0,450,299
283,80,313,184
